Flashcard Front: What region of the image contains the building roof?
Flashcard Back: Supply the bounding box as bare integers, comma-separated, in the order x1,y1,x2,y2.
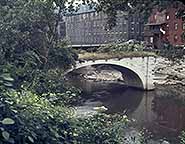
145,22,166,26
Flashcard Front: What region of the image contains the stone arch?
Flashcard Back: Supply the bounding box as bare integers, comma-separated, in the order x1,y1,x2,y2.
111,64,144,89
65,62,145,90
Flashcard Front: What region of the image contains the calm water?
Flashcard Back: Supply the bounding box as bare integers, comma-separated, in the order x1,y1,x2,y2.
67,74,185,142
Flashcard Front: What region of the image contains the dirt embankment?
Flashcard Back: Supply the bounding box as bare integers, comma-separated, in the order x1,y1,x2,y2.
154,57,185,98
154,57,185,86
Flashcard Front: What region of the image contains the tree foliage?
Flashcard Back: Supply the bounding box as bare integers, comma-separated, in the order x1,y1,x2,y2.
0,0,77,68
0,0,78,89
84,0,185,28
0,1,131,143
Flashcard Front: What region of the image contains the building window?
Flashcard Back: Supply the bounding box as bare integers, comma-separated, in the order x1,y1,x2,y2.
130,16,133,22
82,14,86,19
95,12,98,17
174,35,178,41
166,15,170,20
150,37,154,43
136,25,139,32
79,15,82,21
90,13,94,19
183,23,185,30
181,32,185,42
154,15,157,20
174,23,178,30
130,35,134,39
175,11,178,18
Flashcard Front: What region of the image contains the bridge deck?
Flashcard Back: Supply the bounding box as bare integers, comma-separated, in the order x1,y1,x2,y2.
78,52,156,61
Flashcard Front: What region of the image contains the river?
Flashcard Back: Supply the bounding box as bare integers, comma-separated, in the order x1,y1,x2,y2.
66,72,185,143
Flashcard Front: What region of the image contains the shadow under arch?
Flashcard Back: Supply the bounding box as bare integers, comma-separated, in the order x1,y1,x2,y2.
65,63,144,90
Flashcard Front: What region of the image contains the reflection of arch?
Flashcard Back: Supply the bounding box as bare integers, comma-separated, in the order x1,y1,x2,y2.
152,97,185,133
101,88,144,114
66,63,144,90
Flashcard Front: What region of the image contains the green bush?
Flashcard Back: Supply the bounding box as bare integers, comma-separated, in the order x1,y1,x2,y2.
72,114,129,144
0,0,132,143
41,88,82,106
97,42,144,53
28,69,66,94
180,131,185,144
158,43,185,61
24,69,82,105
0,64,130,144
0,99,18,143
0,88,129,144
47,42,78,69
1,89,75,143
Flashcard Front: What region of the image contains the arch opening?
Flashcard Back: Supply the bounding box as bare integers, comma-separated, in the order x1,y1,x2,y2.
65,63,145,90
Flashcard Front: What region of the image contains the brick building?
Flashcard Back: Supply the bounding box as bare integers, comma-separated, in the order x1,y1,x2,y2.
145,5,185,48
60,5,144,46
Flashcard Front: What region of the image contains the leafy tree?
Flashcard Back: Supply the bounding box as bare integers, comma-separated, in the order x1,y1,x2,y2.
0,0,78,89
84,0,185,28
0,0,77,68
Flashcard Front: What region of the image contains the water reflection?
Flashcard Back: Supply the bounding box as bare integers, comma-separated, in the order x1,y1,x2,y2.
67,74,185,141
152,96,185,136
67,75,156,125
95,87,144,115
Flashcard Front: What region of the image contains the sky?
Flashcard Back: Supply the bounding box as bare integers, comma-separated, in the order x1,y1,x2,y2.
65,0,98,7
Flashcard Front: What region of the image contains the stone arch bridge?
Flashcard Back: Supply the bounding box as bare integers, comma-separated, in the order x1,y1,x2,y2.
65,57,156,90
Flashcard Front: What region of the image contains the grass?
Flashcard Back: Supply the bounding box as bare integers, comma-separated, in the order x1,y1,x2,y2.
78,51,157,61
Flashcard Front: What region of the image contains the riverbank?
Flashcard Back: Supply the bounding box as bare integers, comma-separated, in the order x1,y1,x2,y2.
67,73,179,144
67,56,185,144
154,57,185,86
154,57,185,99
